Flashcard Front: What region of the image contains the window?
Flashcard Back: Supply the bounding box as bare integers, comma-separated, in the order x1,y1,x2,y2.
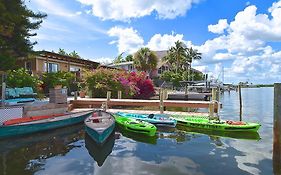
70,66,81,72
44,62,59,72
25,61,32,71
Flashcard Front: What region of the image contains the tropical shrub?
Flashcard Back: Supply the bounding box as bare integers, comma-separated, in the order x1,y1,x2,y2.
84,68,124,98
6,68,42,91
126,72,155,99
42,71,75,91
84,68,155,99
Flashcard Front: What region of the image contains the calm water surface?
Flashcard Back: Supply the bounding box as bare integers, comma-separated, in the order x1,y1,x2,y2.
0,87,275,175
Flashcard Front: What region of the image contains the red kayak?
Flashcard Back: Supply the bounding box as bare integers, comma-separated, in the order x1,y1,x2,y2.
3,113,65,126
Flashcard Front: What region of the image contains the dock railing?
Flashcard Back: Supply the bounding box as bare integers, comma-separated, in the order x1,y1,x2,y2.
70,89,222,114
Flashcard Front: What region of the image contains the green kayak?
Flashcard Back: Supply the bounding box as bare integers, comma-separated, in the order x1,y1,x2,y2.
114,115,157,136
171,115,261,132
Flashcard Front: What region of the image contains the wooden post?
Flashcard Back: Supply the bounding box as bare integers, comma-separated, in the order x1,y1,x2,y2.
209,101,214,118
185,85,188,95
74,91,78,100
159,89,164,114
273,83,281,175
106,91,111,110
118,91,122,99
211,88,219,113
238,85,242,121
211,88,216,101
2,82,6,102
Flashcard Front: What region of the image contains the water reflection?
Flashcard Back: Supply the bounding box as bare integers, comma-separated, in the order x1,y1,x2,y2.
116,128,158,145
0,124,84,175
0,88,275,175
85,132,115,167
176,125,261,141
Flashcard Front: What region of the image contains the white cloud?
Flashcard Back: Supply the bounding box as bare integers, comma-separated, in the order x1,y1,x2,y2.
229,4,281,41
208,19,229,34
194,1,281,83
106,1,281,83
29,0,106,34
92,57,114,64
77,0,201,22
213,53,236,61
107,27,144,54
146,33,185,51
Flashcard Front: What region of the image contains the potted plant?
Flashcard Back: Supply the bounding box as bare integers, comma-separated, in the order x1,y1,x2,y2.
78,82,86,98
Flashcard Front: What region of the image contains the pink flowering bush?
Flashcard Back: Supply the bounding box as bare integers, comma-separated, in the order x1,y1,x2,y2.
85,68,155,99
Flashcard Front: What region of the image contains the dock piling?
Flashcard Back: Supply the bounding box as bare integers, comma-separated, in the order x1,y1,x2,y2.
159,89,164,114
74,91,78,100
1,82,6,103
273,83,281,175
106,91,111,110
238,85,243,121
118,91,122,99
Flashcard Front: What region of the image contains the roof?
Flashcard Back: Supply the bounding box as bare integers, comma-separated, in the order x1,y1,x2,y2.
107,61,133,67
37,51,100,69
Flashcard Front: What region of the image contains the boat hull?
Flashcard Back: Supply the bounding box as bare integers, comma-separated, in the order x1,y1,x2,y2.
84,111,116,144
172,115,261,132
114,115,157,136
0,111,93,139
85,123,115,144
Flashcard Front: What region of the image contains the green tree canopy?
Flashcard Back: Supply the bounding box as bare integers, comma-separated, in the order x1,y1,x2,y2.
161,41,203,85
125,54,133,62
186,47,202,81
164,40,188,73
133,47,158,76
0,0,46,58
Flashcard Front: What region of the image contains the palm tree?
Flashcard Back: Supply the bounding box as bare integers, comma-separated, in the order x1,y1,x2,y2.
125,54,133,62
69,50,81,58
133,47,158,76
113,52,124,64
165,40,188,73
186,47,202,81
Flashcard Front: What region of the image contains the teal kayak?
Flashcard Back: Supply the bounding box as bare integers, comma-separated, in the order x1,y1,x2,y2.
116,112,177,127
114,115,157,136
171,115,261,132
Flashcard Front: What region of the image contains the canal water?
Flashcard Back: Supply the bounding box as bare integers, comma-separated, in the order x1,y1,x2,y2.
0,87,274,175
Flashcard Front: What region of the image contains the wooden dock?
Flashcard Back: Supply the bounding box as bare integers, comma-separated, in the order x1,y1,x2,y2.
70,98,221,111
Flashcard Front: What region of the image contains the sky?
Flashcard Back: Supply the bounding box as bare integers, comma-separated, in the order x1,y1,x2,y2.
25,0,281,84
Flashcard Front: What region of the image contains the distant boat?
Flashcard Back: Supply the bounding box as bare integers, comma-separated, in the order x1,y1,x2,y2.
116,112,177,127
0,110,93,139
84,111,115,144
85,132,115,167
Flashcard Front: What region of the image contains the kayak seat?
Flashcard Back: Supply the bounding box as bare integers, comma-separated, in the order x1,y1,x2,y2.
148,114,154,119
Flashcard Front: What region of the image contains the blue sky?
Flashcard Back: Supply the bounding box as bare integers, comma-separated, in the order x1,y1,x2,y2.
26,0,281,84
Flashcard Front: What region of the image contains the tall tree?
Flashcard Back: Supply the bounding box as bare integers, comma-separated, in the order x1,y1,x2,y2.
186,47,202,81
0,0,46,67
164,40,188,74
133,47,158,76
